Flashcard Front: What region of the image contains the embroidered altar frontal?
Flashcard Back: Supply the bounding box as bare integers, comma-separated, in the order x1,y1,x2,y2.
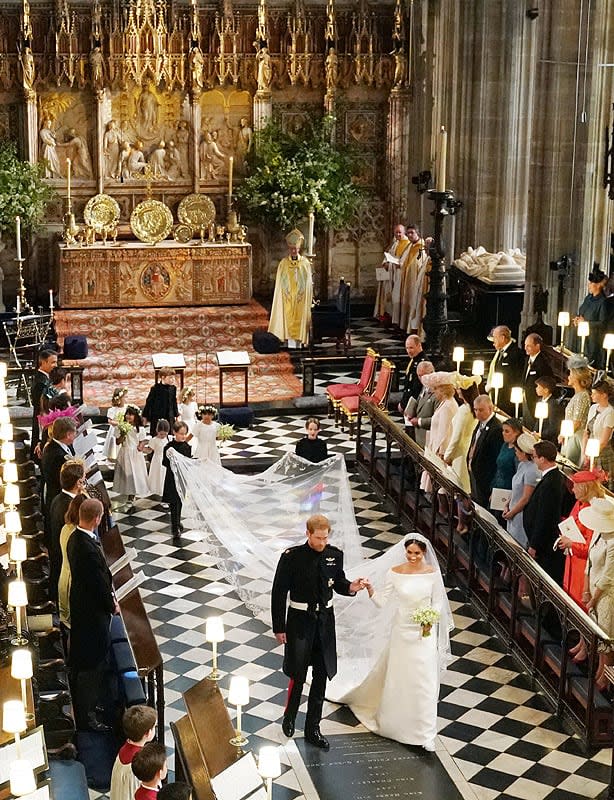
57,241,252,308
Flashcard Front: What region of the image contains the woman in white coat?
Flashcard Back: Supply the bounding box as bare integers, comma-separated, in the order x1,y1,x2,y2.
419,372,458,493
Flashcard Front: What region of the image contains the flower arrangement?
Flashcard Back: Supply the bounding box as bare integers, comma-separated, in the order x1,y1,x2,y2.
116,412,134,442
236,115,362,231
412,607,440,637
217,423,235,442
0,140,54,235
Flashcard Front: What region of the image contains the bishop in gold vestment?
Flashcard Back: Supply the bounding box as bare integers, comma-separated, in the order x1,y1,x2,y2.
374,225,411,323
268,229,313,347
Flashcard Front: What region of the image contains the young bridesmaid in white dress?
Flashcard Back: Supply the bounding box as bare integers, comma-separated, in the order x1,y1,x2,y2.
147,419,170,496
112,405,150,500
102,387,127,462
178,387,198,432
191,404,221,465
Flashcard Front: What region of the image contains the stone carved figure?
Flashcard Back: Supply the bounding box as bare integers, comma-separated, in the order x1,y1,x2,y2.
20,46,35,93
127,140,147,178
325,47,339,90
189,46,204,91
103,119,121,179
256,46,272,91
39,118,62,178
118,141,131,181
176,120,190,170
137,80,160,135
149,141,168,179
236,116,253,171
90,46,104,91
392,46,406,88
166,140,185,180
200,131,225,180
65,128,93,178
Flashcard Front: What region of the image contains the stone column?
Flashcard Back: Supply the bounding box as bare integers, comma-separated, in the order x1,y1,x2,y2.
95,90,106,194
386,86,411,229
191,97,201,192
253,91,272,133
23,93,38,164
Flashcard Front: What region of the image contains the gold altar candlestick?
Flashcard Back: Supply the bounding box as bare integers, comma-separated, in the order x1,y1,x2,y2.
228,156,233,198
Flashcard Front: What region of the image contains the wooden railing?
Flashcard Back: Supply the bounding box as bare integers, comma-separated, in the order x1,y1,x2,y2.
356,401,613,749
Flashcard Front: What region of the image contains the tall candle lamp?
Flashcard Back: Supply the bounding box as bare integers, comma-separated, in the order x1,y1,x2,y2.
578,320,589,356
535,401,548,436
603,333,614,373
510,387,523,419
491,372,504,409
14,216,34,316
205,617,224,681
259,746,282,800
228,675,249,753
452,346,464,373
471,360,485,378
8,580,28,646
560,419,574,448
557,311,570,351
586,438,600,471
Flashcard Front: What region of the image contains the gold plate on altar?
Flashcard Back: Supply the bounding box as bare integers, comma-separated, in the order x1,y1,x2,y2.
130,199,174,244
177,193,216,230
173,223,193,243
84,193,120,233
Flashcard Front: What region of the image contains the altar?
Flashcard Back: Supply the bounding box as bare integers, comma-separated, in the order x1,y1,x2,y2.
57,241,252,309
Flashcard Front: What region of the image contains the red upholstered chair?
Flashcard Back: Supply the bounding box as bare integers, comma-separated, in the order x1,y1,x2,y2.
326,348,379,425
340,358,396,438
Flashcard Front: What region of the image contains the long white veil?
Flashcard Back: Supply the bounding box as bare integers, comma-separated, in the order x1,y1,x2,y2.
167,452,454,699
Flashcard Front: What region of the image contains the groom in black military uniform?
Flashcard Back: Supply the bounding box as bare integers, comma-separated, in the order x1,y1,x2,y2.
272,514,366,751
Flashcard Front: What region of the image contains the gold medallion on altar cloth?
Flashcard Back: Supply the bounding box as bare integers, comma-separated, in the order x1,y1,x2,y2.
84,194,121,234
140,262,172,300
130,199,174,244
177,193,216,231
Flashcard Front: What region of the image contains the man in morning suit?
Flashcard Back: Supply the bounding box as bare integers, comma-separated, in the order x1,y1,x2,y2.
467,394,503,508
523,440,568,584
398,334,426,415
272,514,366,751
67,498,117,731
47,460,85,601
485,326,524,416
522,333,553,430
40,416,77,516
30,349,58,460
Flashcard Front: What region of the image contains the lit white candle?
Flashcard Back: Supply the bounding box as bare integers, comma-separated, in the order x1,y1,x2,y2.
16,296,20,315
436,126,447,192
66,157,71,205
228,156,233,197
49,289,54,312
15,216,21,261
307,211,315,254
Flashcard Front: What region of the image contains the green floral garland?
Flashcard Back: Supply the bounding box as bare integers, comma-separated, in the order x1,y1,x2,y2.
236,115,362,231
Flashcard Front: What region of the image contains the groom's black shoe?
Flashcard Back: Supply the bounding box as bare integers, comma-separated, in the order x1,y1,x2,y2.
282,715,295,738
305,727,330,751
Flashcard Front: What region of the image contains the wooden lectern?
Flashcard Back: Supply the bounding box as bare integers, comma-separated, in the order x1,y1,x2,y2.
171,678,239,800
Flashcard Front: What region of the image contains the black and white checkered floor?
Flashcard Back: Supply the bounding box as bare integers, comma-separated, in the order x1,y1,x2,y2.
83,414,613,800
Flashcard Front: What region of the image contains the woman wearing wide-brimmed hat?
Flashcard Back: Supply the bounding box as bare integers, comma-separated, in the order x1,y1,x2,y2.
579,497,614,690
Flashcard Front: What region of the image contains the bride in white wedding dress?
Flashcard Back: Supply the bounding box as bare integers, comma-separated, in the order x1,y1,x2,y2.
332,534,453,751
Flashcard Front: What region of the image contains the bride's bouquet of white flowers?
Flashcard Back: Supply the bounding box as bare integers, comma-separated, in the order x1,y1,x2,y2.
217,423,235,442
412,607,440,637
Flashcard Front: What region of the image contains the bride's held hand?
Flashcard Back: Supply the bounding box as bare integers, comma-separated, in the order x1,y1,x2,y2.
349,577,368,593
